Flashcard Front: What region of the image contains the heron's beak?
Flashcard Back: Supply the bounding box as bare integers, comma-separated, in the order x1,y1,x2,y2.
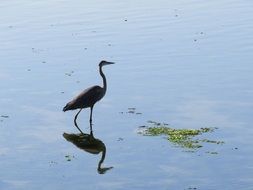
105,61,115,65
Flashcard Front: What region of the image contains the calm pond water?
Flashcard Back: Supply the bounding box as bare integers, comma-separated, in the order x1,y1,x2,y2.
0,0,253,189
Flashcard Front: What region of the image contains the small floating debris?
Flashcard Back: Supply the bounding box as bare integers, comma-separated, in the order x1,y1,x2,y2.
1,115,9,118
201,139,224,145
120,108,142,115
147,120,162,125
65,155,75,162
205,151,218,155
31,47,44,53
65,71,74,77
49,161,58,166
117,137,124,141
127,107,136,114
127,108,143,114
187,187,197,190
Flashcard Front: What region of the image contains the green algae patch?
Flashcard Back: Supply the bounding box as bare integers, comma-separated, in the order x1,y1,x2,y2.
138,121,224,151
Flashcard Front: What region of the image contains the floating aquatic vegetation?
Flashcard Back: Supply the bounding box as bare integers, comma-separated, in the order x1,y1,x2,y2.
138,121,224,152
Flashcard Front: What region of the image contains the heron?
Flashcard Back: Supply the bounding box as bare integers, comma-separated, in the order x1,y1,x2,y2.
63,60,114,133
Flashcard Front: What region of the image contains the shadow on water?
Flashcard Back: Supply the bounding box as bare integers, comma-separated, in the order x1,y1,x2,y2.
63,123,113,174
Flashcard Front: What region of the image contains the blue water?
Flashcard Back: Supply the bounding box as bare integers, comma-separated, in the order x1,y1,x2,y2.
0,0,253,189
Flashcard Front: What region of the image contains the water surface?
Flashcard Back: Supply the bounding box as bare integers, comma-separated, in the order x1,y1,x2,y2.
0,0,253,189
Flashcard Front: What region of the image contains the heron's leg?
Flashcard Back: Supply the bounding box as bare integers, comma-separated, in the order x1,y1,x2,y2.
89,106,94,133
89,106,94,123
89,122,94,140
89,121,93,135
74,109,84,134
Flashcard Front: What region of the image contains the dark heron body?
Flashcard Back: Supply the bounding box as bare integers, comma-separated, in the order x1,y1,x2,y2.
63,60,114,133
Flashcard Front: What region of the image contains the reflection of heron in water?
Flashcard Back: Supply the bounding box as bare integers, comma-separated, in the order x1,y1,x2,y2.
63,60,115,133
63,125,113,174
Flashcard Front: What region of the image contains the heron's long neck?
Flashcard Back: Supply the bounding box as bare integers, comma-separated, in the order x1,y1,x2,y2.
99,66,107,91
98,147,106,169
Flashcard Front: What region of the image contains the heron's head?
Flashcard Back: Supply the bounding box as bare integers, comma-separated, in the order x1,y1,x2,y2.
99,60,115,67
